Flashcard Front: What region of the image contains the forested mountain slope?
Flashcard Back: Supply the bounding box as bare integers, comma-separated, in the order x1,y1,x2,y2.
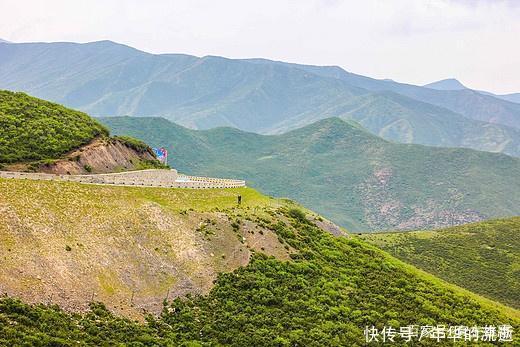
2,41,520,156
0,90,108,162
0,91,161,173
102,116,520,232
360,217,520,309
0,178,517,345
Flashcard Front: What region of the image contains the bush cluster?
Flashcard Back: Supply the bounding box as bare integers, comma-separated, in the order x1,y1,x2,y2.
0,90,109,163
0,208,516,346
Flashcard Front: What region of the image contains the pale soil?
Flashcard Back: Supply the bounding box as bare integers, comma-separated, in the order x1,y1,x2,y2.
5,137,157,175
0,179,292,319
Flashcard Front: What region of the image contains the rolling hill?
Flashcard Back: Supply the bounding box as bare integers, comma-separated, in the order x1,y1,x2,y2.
2,40,520,157
0,90,163,173
0,177,518,345
101,116,520,232
0,90,108,162
359,217,520,310
0,178,287,318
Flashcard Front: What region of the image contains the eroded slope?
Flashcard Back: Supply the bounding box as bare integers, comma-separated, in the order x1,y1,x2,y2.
0,179,292,318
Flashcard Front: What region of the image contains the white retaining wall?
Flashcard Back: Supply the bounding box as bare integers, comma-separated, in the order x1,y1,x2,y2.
0,170,246,189
175,175,246,189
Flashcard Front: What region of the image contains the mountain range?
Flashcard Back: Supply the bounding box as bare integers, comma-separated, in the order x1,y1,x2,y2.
1,40,520,157
247,59,520,128
0,82,518,344
101,116,520,232
425,78,520,104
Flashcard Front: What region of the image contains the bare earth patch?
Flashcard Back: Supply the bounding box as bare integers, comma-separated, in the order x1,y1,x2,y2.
0,179,291,319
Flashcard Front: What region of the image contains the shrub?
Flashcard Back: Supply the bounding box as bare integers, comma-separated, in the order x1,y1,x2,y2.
287,208,308,224
0,90,109,163
112,136,151,154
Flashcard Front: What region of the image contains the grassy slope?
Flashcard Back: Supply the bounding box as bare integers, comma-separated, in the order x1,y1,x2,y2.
359,217,520,309
0,178,290,318
0,90,109,163
2,41,520,157
101,116,520,232
0,179,518,345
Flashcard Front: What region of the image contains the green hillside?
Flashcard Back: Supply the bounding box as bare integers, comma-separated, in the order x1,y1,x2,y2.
270,90,520,157
0,90,108,162
101,116,520,232
2,40,520,157
359,217,520,309
0,178,517,345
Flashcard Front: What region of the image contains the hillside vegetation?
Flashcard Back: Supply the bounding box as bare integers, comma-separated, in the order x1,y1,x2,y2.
359,217,520,309
0,178,287,318
0,90,108,163
102,116,520,232
0,91,166,173
0,178,518,345
1,40,520,156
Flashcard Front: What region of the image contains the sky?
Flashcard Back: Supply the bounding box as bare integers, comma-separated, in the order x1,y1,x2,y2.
1,0,519,94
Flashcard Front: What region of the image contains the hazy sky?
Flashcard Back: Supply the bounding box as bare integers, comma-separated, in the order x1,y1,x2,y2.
1,0,519,94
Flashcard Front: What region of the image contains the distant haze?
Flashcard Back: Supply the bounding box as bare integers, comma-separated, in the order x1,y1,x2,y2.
0,0,519,94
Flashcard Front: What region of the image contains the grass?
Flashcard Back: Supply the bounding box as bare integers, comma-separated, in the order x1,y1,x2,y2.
0,192,518,345
132,186,273,212
0,90,109,162
102,116,520,232
359,217,520,309
0,177,288,321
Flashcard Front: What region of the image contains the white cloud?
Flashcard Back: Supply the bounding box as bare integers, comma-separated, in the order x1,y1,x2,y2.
0,0,518,94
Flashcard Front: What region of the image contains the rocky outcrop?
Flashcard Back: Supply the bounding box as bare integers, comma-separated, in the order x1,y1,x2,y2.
41,137,158,174
4,137,159,175
0,179,288,318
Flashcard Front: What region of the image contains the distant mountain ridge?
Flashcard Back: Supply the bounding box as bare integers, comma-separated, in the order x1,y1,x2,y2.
101,116,520,232
494,93,520,104
424,78,520,104
1,40,520,157
264,60,520,128
423,78,467,90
